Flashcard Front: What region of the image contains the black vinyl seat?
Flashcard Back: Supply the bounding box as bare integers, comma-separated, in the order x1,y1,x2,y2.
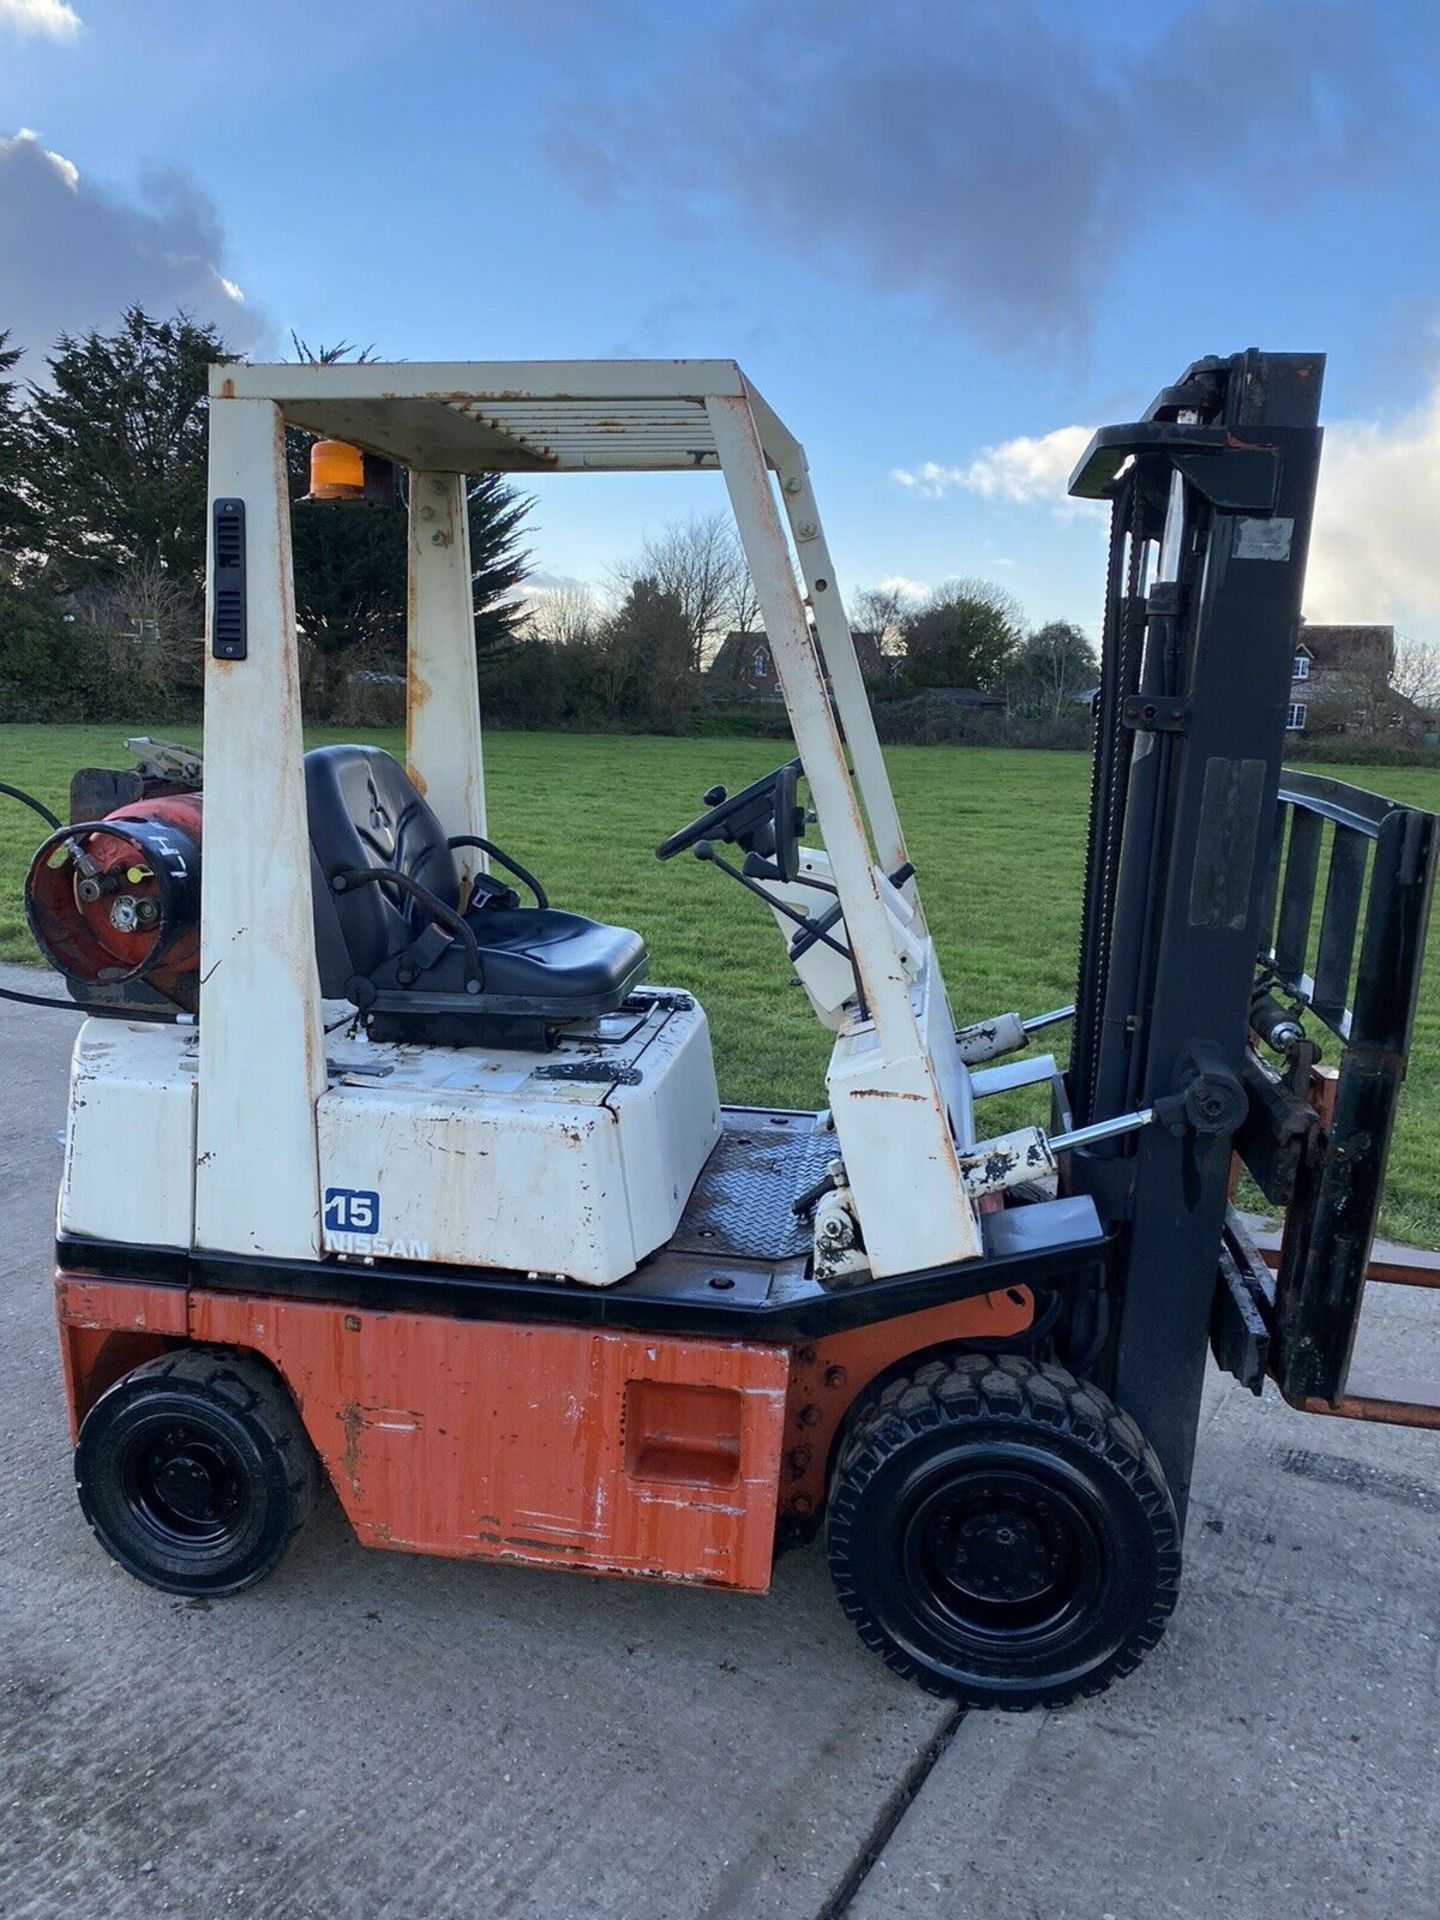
305,744,647,1045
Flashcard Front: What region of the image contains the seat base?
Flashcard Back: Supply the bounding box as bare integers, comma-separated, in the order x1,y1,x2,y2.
357,924,650,1049
365,1006,559,1051
318,992,724,1285
355,910,649,1049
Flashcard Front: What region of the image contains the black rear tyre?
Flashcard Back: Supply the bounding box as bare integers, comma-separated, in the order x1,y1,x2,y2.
826,1355,1180,1707
75,1347,318,1597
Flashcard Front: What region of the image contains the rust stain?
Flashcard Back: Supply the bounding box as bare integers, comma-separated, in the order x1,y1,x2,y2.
407,663,433,713
849,1087,923,1102
498,1536,586,1556
339,1401,364,1497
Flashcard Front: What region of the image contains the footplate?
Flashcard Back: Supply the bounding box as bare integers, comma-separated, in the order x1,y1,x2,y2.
671,1110,832,1263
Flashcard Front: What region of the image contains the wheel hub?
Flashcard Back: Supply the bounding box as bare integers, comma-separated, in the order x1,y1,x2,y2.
153,1449,223,1525
122,1420,244,1542
940,1505,1064,1603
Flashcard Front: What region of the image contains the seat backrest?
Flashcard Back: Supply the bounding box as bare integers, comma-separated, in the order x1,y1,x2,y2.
305,744,460,992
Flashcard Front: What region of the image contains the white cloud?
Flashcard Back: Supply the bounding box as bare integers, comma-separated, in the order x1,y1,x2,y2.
0,128,270,358
875,573,929,600
520,570,591,595
14,124,77,187
1305,379,1440,633
0,0,81,40
894,379,1440,641
892,424,1103,519
955,424,1096,504
890,461,964,499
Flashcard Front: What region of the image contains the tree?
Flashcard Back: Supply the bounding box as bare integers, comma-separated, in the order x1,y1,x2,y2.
287,460,529,714
1310,636,1440,736
517,582,601,650
899,579,1024,691
26,307,228,618
727,549,762,640
617,511,754,670
1007,620,1097,719
1392,637,1440,718
591,575,694,729
0,331,36,571
284,338,531,713
852,583,915,658
0,579,87,719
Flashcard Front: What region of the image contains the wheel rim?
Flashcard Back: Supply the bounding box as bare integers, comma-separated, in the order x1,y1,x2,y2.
117,1415,248,1551
893,1453,1112,1659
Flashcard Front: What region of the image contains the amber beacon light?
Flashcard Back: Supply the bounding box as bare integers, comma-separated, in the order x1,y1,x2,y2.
307,437,367,501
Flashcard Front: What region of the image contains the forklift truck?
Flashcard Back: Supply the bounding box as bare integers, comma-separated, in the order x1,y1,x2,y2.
22,349,1438,1709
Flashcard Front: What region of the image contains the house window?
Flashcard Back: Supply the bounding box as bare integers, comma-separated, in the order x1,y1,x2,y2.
1286,702,1307,731
750,644,771,679
1293,652,1311,680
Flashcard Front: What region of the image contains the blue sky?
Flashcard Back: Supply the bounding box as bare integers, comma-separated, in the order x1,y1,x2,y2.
2,0,1438,639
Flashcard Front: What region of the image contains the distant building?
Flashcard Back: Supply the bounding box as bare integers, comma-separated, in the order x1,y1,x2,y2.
912,686,1006,712
1286,624,1395,732
708,628,888,700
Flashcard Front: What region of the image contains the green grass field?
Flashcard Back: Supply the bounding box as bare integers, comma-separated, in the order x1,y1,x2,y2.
5,723,1440,1245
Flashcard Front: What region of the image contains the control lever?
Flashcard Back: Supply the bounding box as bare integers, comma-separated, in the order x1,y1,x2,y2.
792,1168,839,1217
695,842,853,962
788,862,915,963
742,851,836,894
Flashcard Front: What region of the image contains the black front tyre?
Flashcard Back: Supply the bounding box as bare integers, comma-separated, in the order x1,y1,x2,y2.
75,1348,318,1597
826,1355,1180,1708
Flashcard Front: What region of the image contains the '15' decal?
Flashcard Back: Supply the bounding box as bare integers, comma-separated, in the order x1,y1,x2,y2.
324,1187,379,1234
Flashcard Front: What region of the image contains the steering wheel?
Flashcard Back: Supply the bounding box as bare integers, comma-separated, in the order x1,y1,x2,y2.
656,758,804,882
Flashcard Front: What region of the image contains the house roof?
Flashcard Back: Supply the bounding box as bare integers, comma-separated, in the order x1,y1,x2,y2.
917,686,1006,708
1297,624,1395,672
707,631,766,680
708,628,886,679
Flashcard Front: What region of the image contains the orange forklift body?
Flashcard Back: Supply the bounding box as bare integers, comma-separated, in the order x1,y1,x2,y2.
54,1274,1034,1593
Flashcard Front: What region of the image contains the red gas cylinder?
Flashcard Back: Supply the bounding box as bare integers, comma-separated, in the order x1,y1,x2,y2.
25,793,205,1011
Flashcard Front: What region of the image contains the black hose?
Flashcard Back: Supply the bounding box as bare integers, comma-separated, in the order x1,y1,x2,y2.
0,780,62,831
0,981,189,1023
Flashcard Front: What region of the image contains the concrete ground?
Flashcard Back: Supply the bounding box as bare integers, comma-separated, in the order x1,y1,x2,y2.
1,962,1437,1920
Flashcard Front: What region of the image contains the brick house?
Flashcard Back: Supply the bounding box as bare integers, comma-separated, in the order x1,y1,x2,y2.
708,628,888,699
1286,623,1395,733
